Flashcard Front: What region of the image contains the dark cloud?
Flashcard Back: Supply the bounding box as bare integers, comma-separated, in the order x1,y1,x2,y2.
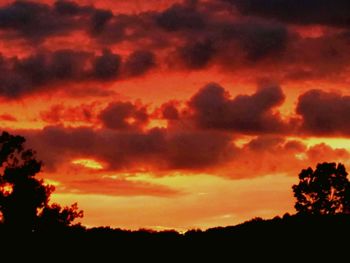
92,49,121,80
23,125,235,172
280,32,350,82
21,124,350,179
48,49,88,79
91,12,156,45
0,0,90,41
177,40,215,69
297,89,350,135
89,9,113,35
156,1,205,31
245,136,285,152
235,21,288,61
155,1,289,67
165,130,235,169
98,101,149,130
0,0,346,81
168,19,289,69
0,49,122,98
0,1,122,42
160,101,180,120
0,50,87,97
189,83,286,133
124,50,156,77
54,0,90,16
0,0,314,82
227,0,350,27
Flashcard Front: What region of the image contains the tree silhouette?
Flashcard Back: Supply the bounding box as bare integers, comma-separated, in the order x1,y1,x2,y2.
293,162,350,215
0,131,83,232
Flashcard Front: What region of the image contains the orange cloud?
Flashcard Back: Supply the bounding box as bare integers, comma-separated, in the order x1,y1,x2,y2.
57,177,180,197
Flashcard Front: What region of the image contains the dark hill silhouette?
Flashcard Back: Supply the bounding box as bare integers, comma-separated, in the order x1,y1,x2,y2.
1,214,349,260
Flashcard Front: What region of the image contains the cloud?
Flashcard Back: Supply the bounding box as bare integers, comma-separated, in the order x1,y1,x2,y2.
160,101,180,120
224,135,350,179
98,101,149,130
54,0,89,15
124,50,156,77
155,1,205,31
23,125,236,173
3,0,348,91
89,8,113,35
40,103,98,124
60,86,116,98
58,177,180,197
91,11,156,45
12,81,350,179
0,0,92,41
20,124,350,182
0,0,123,42
297,89,350,135
0,0,347,84
234,20,288,61
40,100,151,128
91,49,121,80
306,143,350,163
188,83,287,133
165,129,236,169
0,49,122,98
0,50,85,97
154,2,289,68
227,0,350,27
177,39,215,69
17,81,350,179
0,113,17,121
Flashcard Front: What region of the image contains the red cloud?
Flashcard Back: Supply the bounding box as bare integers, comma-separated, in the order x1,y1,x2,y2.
189,83,287,133
0,114,17,121
40,103,98,124
297,89,350,136
98,101,149,130
20,82,350,180
20,124,350,182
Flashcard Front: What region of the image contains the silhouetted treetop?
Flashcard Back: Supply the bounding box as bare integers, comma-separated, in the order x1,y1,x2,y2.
0,131,83,232
293,162,350,215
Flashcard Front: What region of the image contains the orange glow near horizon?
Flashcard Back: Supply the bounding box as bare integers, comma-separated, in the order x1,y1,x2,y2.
51,173,295,231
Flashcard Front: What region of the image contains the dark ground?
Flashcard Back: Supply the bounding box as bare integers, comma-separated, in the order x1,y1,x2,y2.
0,214,349,260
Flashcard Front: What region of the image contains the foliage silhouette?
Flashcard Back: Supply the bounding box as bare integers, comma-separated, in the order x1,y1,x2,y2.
0,131,82,232
293,162,350,215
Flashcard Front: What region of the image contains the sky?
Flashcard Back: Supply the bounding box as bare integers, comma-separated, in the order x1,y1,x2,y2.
1,0,350,230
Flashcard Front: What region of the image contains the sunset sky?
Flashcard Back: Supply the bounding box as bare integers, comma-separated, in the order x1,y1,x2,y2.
2,0,350,230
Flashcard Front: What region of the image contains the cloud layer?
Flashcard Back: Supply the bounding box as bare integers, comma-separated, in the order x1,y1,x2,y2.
2,0,350,204
16,83,350,185
1,0,350,98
